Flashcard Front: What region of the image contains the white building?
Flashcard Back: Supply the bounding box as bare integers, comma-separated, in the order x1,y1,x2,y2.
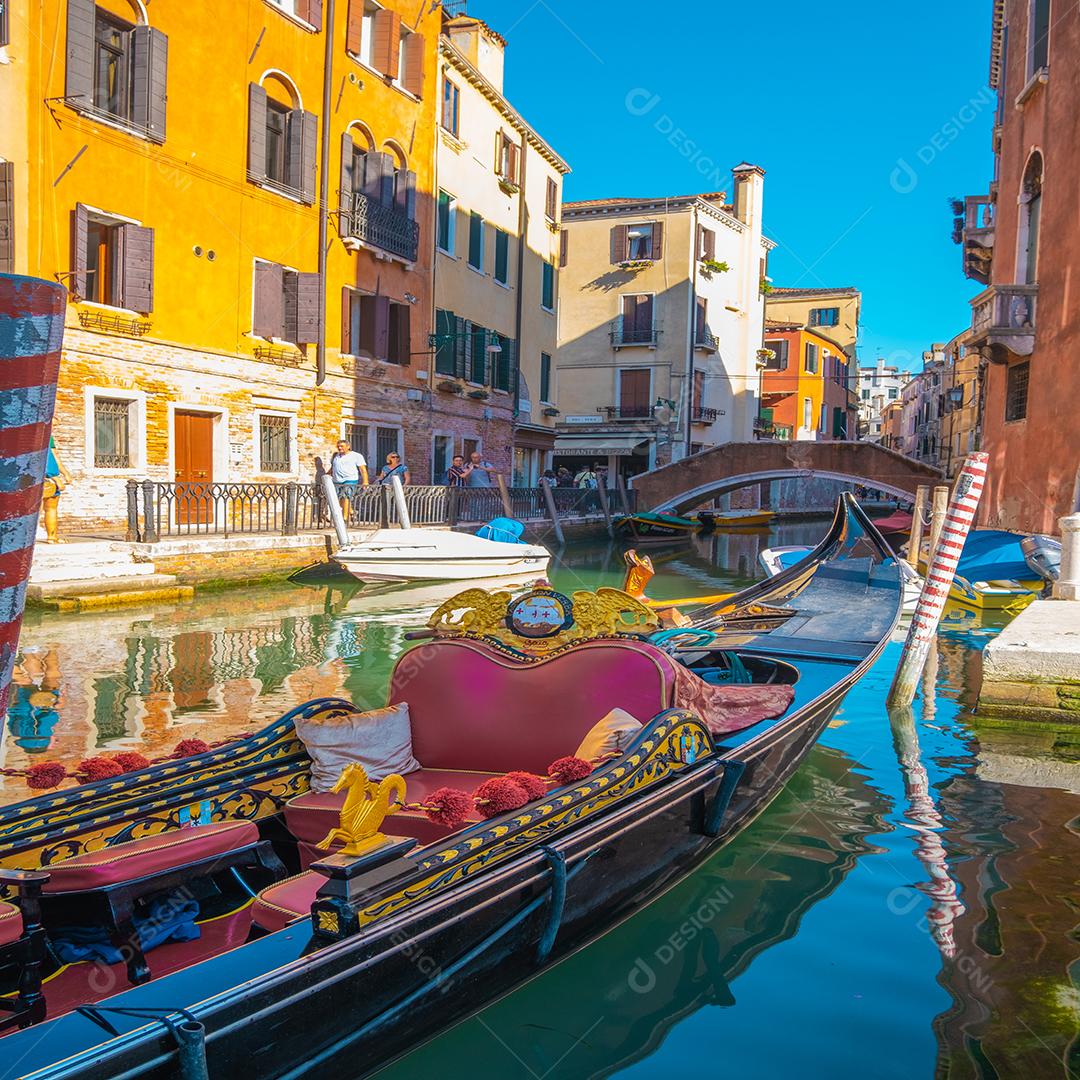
857,359,909,442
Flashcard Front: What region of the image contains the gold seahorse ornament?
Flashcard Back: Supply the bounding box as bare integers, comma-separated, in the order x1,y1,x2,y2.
318,763,407,858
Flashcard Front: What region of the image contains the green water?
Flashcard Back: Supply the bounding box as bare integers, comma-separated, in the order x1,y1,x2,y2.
9,525,1080,1078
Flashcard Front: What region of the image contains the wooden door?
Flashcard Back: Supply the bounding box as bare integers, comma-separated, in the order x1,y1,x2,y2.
175,411,214,525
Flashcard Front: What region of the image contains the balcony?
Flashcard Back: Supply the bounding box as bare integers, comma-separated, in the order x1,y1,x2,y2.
753,417,775,439
969,284,1038,360
600,405,655,421
694,327,718,352
691,406,719,424
341,192,419,263
609,316,660,348
962,195,995,284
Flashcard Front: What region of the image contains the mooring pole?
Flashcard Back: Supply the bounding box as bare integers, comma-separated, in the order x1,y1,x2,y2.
907,485,929,569
539,477,565,546
926,485,949,559
596,481,614,539
390,475,412,530
888,453,988,707
496,474,514,520
320,474,350,548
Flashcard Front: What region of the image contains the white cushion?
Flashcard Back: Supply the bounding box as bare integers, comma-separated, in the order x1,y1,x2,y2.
295,702,421,792
575,708,643,763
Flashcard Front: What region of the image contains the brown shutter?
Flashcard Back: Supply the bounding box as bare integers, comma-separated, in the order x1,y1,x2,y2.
695,296,707,339
358,294,377,355
373,296,390,359
286,270,320,344
507,142,520,184
346,0,363,53
373,9,401,77
70,203,89,298
248,83,268,178
65,0,95,105
120,223,154,312
340,131,355,210
638,294,653,334
361,151,382,199
341,285,353,354
494,131,503,175
0,161,13,274
395,303,411,364
546,177,557,219
610,224,628,263
300,110,318,202
303,0,323,31
131,26,168,139
650,221,663,260
703,227,715,260
378,153,396,207
403,31,425,97
559,228,568,268
253,261,284,339
403,170,416,220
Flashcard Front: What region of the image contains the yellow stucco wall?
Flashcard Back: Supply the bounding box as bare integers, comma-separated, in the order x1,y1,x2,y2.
765,292,861,359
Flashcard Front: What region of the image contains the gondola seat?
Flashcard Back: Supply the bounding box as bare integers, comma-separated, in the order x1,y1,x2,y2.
0,870,50,1031
0,903,21,947
252,871,325,934
39,821,285,986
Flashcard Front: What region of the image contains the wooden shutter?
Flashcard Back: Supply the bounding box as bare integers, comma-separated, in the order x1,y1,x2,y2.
358,294,377,355
559,228,568,268
703,227,715,260
546,177,557,219
610,224,628,263
346,0,363,53
0,162,13,274
341,285,353,354
403,31,425,97
360,151,382,200
650,221,663,260
300,111,318,202
693,370,705,409
695,296,707,339
248,83,268,178
378,153,396,207
120,223,154,312
507,142,520,184
303,0,323,31
131,27,168,139
340,131,355,211
494,131,503,175
253,261,284,339
402,170,416,220
373,9,401,78
372,295,390,359
70,203,89,298
284,270,320,344
394,303,411,364
453,315,467,378
65,0,95,105
620,369,649,414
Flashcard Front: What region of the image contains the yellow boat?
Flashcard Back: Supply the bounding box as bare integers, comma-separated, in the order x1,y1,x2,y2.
700,509,775,530
945,574,1038,611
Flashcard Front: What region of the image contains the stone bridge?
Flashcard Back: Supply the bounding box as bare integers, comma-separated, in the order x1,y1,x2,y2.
632,441,943,514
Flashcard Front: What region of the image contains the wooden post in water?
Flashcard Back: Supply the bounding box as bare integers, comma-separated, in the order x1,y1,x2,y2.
907,485,929,569
539,476,565,546
596,482,614,538
888,453,988,707
615,473,638,538
0,276,66,723
495,475,514,520
926,485,950,561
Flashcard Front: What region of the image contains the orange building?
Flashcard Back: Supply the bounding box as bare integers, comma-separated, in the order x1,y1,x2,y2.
759,322,856,440
1,0,441,530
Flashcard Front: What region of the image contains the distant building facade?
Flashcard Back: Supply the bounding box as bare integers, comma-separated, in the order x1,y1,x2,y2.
961,0,1080,531
553,166,770,479
765,287,861,362
856,360,909,442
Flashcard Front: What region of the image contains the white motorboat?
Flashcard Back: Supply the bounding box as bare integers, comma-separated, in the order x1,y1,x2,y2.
334,527,551,583
760,545,923,612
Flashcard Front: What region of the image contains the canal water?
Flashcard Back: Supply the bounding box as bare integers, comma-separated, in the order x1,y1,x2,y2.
7,522,1080,1078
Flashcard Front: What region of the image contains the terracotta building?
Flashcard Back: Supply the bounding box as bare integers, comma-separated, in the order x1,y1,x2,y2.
962,0,1080,531
0,0,447,533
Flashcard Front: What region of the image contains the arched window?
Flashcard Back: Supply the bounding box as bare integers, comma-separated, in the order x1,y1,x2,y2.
248,72,316,203
1018,151,1043,284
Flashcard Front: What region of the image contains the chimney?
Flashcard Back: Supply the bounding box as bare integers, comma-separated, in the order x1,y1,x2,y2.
731,162,766,226
444,16,506,93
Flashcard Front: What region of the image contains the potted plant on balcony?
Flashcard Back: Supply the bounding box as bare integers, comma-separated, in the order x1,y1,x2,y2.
699,258,729,278
467,388,490,400
542,406,560,417
437,379,463,394
618,259,652,272
498,176,520,195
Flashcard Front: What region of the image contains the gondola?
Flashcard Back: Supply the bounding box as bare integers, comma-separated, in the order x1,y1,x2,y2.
612,510,699,539
0,494,902,1079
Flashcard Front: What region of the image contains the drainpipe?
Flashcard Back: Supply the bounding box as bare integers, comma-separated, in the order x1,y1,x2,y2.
511,129,528,468
684,206,697,458
315,0,337,386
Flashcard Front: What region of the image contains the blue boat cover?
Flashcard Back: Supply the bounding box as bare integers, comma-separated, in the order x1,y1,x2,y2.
776,549,807,570
955,530,1032,582
477,517,525,544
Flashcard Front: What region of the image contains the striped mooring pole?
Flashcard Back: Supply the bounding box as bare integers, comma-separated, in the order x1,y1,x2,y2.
887,452,989,706
0,275,66,724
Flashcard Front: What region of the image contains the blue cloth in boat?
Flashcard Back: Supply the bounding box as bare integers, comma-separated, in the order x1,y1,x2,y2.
955,530,1032,582
51,894,200,965
476,517,524,544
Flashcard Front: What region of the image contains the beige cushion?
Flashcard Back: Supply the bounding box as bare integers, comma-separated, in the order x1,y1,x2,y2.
295,702,421,792
575,708,643,762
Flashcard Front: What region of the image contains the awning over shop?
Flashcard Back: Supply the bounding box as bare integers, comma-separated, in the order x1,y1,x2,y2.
513,425,556,451
553,435,650,457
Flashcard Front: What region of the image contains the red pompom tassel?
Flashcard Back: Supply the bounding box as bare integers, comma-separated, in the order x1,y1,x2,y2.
547,756,593,786
25,762,68,790
504,771,548,801
421,787,473,828
78,756,124,782
172,738,211,758
474,776,529,818
113,752,151,773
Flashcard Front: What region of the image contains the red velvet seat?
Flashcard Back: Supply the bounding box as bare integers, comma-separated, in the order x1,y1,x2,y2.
42,821,260,893
0,902,22,947
252,871,325,934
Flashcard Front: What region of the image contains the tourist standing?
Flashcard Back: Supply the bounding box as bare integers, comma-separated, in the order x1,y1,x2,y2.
447,455,469,486
329,439,368,520
376,452,410,485
464,451,497,488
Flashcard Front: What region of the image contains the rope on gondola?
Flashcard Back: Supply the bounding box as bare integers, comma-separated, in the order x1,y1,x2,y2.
75,1006,209,1080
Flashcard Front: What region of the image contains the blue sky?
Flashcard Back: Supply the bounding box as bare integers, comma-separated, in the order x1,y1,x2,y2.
467,0,996,371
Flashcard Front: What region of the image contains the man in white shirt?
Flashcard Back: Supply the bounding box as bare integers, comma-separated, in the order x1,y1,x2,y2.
464,451,497,488
330,439,368,519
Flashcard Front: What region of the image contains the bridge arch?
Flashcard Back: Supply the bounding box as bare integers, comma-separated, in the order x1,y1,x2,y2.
631,441,943,515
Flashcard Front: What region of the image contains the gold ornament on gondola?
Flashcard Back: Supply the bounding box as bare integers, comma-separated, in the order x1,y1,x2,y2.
318,763,407,857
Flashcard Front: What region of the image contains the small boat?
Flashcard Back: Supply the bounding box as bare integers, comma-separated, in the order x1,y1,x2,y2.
871,509,913,539
334,525,550,583
698,508,775,530
0,496,901,1076
760,545,923,613
613,510,699,538
918,529,1040,611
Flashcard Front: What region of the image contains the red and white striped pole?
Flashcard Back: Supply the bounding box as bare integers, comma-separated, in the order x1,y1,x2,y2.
887,452,989,707
0,275,66,723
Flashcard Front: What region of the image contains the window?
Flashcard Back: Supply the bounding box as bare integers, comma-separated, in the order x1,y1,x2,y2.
618,369,651,418
627,224,654,261
434,309,456,375
494,228,509,285
468,211,484,271
0,162,12,274
375,426,400,466
1005,361,1029,421
804,342,819,373
259,414,292,473
94,398,131,467
437,190,456,253
468,323,488,383
1019,153,1042,284
611,222,662,263
803,397,812,431
254,261,319,344
345,422,370,458
359,1,378,68
545,177,558,221
888,387,898,400
861,389,871,400
694,296,709,345
441,78,460,135
809,307,840,327
541,261,555,311
265,99,289,186
620,294,654,345
73,204,154,311
492,333,513,392
540,352,552,403
247,83,317,202
386,300,410,364
93,9,133,120
1028,0,1050,76
697,225,716,261
433,435,454,480
764,339,788,370
495,132,520,186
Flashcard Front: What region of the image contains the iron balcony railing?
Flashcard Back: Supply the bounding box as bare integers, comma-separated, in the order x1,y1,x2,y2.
601,404,655,420
126,481,636,542
691,406,719,423
342,192,420,263
694,327,718,351
609,316,661,347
